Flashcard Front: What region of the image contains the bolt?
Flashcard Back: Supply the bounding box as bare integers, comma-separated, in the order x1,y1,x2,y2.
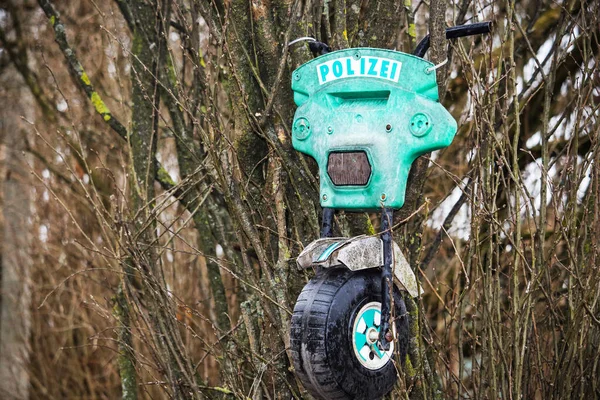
293,117,311,140
380,193,386,201
385,331,394,342
327,126,334,134
385,123,392,132
322,194,328,201
409,113,432,137
368,329,379,342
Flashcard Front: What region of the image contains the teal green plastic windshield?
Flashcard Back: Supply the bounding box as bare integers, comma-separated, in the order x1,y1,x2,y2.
291,48,457,211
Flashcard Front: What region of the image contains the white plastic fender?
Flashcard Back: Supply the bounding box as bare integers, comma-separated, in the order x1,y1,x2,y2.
296,236,421,298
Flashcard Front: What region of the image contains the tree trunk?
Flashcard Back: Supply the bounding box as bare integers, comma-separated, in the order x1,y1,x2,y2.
0,69,33,400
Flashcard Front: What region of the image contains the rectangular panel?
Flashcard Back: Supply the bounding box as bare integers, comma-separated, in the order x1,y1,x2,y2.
327,151,371,186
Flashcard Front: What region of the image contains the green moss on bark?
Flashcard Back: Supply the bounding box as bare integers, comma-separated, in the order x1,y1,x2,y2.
114,284,138,400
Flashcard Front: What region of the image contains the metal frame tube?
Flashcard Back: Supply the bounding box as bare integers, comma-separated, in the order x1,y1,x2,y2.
321,208,335,238
379,208,393,350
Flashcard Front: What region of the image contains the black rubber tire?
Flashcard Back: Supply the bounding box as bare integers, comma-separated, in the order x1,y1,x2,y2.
290,268,410,400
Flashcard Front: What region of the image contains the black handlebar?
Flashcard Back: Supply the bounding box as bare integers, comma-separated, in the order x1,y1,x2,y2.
413,21,492,58
309,40,332,56
302,21,491,58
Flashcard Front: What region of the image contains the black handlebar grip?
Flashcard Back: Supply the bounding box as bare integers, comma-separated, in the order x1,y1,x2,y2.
309,41,332,56
413,21,492,58
445,21,492,39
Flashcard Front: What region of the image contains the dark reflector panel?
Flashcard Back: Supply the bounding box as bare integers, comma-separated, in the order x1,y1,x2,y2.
327,151,371,186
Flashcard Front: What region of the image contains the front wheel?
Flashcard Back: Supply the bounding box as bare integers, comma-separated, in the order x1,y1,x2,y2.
290,268,410,400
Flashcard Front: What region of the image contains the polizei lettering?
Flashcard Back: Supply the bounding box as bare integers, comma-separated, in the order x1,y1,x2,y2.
316,56,402,85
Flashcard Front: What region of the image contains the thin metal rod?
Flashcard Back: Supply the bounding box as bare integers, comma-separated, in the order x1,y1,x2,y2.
379,208,393,350
316,208,336,275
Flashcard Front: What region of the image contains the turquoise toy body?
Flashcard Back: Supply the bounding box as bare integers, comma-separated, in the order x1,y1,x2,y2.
289,23,491,400
291,48,457,211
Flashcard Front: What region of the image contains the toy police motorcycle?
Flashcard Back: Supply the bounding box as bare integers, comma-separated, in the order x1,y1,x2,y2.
288,22,491,399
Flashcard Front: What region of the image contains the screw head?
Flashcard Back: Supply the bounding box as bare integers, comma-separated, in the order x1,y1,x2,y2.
385,123,392,132
327,126,334,134
294,72,301,81
380,193,386,201
293,117,311,140
409,113,432,137
322,194,328,201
